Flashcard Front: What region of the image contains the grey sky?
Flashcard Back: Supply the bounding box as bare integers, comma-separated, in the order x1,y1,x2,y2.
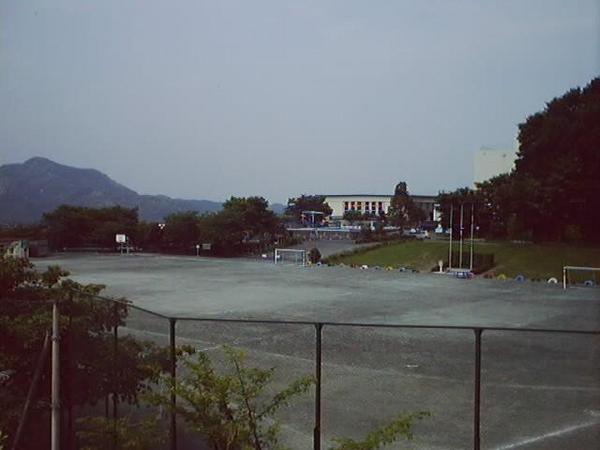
1,0,598,203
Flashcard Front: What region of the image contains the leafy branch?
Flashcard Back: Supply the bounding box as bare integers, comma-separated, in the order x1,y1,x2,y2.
329,411,430,450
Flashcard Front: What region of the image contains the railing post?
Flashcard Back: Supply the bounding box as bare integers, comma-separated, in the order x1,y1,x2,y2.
51,297,60,450
169,318,177,450
66,291,74,450
473,328,483,450
113,302,119,450
314,323,323,450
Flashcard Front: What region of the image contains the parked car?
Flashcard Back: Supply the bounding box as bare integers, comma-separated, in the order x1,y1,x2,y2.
401,228,430,239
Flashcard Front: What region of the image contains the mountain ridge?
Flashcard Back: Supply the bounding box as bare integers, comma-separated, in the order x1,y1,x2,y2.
0,157,287,224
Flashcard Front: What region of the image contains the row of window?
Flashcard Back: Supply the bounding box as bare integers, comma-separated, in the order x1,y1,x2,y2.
343,201,385,212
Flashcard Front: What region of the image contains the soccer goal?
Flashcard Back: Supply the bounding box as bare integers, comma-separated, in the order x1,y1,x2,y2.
562,266,600,289
274,249,307,266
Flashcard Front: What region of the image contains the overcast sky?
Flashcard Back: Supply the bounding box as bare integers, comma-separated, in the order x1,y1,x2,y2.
1,1,598,203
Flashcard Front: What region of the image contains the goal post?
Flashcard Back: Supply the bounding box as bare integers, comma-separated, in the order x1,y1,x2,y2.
274,249,307,266
563,266,600,289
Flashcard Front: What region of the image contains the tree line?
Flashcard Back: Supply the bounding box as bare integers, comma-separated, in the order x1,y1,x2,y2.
29,196,286,256
437,77,600,243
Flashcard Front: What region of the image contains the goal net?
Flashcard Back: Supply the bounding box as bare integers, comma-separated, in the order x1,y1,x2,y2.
274,249,307,266
563,266,600,289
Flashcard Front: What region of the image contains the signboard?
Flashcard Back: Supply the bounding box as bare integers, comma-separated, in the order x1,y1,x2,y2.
115,234,127,243
202,243,212,251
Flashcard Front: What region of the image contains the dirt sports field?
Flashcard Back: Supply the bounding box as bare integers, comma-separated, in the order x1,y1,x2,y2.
36,253,600,450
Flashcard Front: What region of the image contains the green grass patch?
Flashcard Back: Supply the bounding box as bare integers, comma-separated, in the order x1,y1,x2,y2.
327,240,600,280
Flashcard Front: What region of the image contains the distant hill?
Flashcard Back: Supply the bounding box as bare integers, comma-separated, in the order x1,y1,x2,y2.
0,157,224,224
269,202,286,215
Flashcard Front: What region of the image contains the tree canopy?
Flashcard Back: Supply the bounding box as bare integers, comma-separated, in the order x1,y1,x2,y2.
44,205,138,249
0,256,173,449
39,197,286,256
437,77,600,242
388,182,425,229
208,196,282,254
285,195,333,221
514,77,600,241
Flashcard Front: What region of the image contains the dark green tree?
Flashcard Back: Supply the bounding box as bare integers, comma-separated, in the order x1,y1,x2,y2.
135,221,164,251
445,77,600,242
163,211,200,251
285,195,333,221
0,256,174,449
308,247,322,264
207,197,282,255
436,188,482,231
514,77,600,241
388,182,425,229
43,205,138,249
343,210,371,224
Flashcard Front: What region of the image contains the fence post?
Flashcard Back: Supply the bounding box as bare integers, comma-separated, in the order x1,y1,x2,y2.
473,328,483,450
66,291,74,450
169,318,177,450
113,302,119,450
51,297,60,450
314,323,323,450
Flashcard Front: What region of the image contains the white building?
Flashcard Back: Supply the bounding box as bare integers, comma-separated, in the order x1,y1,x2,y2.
473,147,517,184
325,195,392,218
324,194,440,222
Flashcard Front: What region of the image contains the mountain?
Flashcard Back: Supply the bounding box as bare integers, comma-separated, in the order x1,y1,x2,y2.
0,157,223,224
269,202,286,215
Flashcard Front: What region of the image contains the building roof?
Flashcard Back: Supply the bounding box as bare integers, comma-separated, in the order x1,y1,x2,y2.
324,194,436,201
324,194,391,198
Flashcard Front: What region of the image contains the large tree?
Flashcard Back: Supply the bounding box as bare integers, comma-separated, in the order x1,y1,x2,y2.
208,196,282,254
436,187,483,235
43,205,138,249
438,77,600,242
514,77,600,241
388,182,425,229
162,211,201,251
0,257,174,449
285,195,332,221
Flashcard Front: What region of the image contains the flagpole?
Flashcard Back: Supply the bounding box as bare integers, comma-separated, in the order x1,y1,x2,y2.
469,203,475,271
448,205,454,270
459,204,464,269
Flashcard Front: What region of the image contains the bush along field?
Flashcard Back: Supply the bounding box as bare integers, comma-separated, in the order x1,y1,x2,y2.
323,240,600,282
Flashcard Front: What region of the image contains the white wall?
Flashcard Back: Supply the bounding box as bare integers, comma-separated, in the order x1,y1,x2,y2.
325,195,392,218
473,148,517,184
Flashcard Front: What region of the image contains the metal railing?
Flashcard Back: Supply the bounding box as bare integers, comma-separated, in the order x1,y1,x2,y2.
32,290,600,450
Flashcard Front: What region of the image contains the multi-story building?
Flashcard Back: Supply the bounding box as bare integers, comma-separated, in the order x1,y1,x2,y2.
473,147,517,184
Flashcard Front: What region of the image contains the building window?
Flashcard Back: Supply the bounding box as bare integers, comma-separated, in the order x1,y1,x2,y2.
344,201,349,211
378,201,383,211
351,201,355,211
357,201,362,211
372,202,377,210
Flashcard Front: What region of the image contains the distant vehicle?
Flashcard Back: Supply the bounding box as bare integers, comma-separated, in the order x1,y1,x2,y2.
414,230,430,240
402,229,430,239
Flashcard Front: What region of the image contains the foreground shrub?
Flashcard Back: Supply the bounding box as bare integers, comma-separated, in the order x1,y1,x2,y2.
330,412,430,450
150,346,315,449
